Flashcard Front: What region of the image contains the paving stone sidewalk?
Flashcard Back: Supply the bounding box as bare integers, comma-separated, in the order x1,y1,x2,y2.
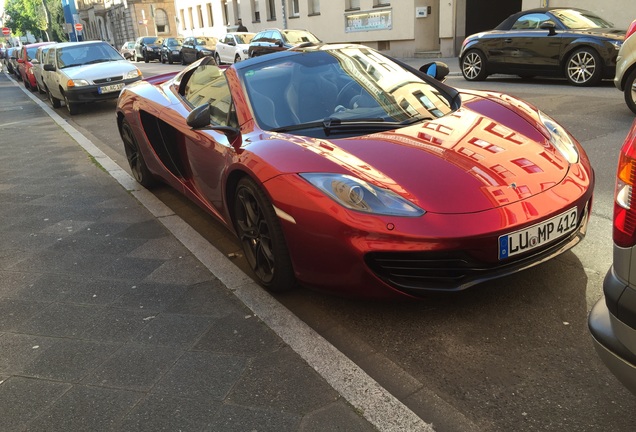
0,72,377,431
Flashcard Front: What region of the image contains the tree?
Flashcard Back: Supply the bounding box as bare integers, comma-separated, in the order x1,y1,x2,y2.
4,0,67,42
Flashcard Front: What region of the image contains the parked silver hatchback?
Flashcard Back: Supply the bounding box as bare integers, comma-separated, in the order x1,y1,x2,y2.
615,19,636,114
42,41,142,115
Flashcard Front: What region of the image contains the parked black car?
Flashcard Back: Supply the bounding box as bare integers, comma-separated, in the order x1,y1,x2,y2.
589,122,636,396
248,28,320,58
160,37,184,64
459,8,625,86
180,36,217,65
134,36,163,63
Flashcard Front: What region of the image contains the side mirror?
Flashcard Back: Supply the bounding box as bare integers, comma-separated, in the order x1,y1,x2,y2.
275,40,284,47
420,61,450,81
43,64,55,71
186,103,243,150
540,21,557,36
17,58,24,63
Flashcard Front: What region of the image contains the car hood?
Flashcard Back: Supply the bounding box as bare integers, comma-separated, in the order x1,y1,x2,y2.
567,27,625,40
271,93,576,215
62,61,138,81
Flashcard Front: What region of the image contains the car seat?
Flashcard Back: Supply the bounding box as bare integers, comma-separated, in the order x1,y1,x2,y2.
284,63,338,123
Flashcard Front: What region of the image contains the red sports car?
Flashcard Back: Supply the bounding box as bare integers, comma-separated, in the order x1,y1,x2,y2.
116,44,594,299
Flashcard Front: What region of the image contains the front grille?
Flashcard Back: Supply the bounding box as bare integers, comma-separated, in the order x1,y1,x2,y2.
365,218,586,295
94,76,124,84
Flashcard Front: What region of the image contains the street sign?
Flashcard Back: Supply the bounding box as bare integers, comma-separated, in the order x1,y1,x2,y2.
2,27,10,36
74,23,83,32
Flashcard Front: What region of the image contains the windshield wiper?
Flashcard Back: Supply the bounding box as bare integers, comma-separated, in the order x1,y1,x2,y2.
271,117,387,135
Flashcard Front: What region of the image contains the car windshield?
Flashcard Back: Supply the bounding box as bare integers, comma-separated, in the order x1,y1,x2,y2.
168,38,183,46
142,37,158,44
235,34,254,44
26,47,38,60
283,30,321,44
552,9,614,29
196,37,216,45
58,43,123,68
239,47,453,136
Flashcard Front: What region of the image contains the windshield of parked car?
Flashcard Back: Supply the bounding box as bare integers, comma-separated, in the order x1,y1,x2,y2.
58,43,124,68
26,46,38,60
282,30,321,44
235,34,254,44
551,9,614,29
142,37,158,44
168,38,183,46
196,37,217,46
239,47,453,135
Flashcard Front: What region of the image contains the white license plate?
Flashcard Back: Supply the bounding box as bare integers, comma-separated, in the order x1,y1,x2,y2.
98,83,125,94
498,207,578,260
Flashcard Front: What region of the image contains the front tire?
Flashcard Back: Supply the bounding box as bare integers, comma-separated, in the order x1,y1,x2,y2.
233,177,295,292
214,53,222,65
461,49,488,81
120,119,157,188
144,51,149,63
64,93,79,115
234,54,241,64
565,48,602,86
623,68,636,114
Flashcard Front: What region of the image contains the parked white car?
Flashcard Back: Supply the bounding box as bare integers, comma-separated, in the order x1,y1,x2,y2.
42,41,142,115
214,32,255,64
32,43,56,94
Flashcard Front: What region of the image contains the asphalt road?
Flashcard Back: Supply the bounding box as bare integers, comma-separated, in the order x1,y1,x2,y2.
27,61,636,431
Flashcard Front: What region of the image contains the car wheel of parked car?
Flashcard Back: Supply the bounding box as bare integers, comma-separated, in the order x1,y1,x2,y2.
47,87,61,109
623,68,636,114
233,176,295,292
63,94,78,115
144,51,149,63
23,79,30,91
120,119,157,188
181,56,186,65
565,48,602,86
214,53,222,65
168,54,174,65
234,54,241,63
461,50,488,81
36,81,45,94
160,54,165,64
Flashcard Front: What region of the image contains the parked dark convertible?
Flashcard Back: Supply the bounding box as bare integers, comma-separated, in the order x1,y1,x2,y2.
460,7,625,86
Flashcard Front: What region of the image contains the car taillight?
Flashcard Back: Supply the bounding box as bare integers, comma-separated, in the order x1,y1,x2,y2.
614,120,636,247
626,20,636,40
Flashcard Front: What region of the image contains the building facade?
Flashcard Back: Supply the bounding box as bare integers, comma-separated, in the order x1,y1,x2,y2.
74,0,635,57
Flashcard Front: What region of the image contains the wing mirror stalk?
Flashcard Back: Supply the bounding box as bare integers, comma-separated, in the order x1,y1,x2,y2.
186,103,242,151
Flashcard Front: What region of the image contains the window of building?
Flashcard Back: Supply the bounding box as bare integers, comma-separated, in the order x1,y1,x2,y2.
267,0,276,20
197,5,204,27
373,0,390,6
180,9,186,30
223,1,229,25
188,7,194,29
289,0,299,17
207,3,214,26
155,8,169,33
346,0,360,10
308,0,319,15
252,0,261,21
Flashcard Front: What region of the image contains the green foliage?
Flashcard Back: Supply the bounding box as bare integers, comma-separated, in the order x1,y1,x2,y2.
4,0,68,42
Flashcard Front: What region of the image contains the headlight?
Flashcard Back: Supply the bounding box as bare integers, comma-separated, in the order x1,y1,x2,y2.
201,49,212,55
67,79,90,87
124,68,142,79
242,49,248,54
300,173,425,217
538,111,579,163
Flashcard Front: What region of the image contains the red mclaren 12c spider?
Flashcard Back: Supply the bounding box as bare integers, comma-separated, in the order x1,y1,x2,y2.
116,44,594,299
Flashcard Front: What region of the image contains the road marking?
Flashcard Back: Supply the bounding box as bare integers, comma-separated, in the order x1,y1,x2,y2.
8,74,436,432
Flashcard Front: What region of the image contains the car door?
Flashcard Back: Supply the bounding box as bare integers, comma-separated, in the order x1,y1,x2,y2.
173,63,238,213
181,37,194,63
219,35,233,63
500,12,564,74
42,47,59,97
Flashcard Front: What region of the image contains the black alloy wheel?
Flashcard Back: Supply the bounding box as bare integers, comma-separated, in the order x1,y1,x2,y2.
233,177,295,292
624,68,636,114
120,119,157,188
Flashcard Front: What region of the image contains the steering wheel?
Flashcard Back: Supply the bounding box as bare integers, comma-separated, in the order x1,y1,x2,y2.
336,81,363,109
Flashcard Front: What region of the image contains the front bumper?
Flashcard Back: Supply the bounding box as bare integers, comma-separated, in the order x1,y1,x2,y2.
65,77,142,103
589,268,636,395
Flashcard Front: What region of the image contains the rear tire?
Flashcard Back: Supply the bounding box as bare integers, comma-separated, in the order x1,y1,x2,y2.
623,68,636,114
47,87,61,108
233,177,295,292
120,119,157,188
461,49,488,81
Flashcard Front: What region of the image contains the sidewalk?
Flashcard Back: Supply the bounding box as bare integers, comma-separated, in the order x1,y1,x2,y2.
0,72,433,431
